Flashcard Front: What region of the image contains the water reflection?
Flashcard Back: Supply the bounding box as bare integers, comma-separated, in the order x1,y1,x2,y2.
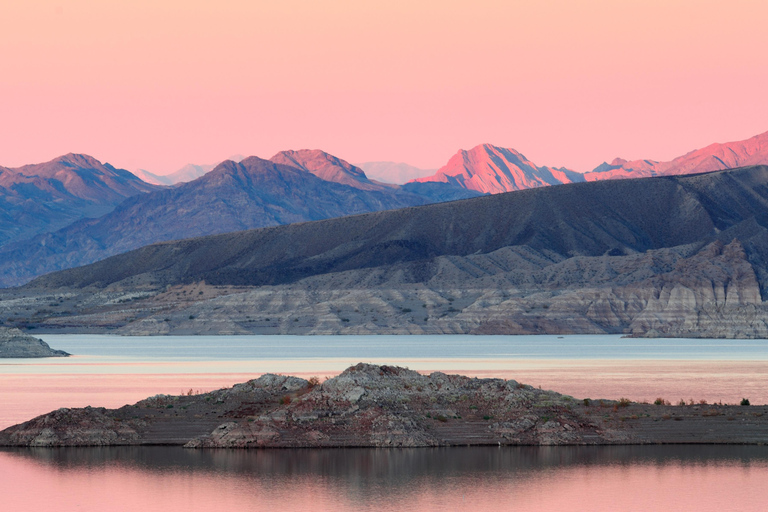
8,445,768,475
3,446,768,511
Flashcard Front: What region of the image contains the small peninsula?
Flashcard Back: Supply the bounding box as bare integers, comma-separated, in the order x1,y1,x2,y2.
0,328,68,358
1,364,766,447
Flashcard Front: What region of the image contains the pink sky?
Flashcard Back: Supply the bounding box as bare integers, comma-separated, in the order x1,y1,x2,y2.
1,1,767,174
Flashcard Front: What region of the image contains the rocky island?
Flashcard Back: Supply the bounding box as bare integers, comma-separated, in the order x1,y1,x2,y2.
0,327,68,358
1,364,765,447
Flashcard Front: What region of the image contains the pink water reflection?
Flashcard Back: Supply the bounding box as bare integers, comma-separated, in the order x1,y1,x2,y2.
2,446,767,512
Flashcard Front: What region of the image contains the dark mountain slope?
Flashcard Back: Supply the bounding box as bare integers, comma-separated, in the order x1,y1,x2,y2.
0,154,158,247
27,165,768,291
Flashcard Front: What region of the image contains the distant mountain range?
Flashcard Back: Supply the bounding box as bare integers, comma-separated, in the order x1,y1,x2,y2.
130,130,768,193
3,131,768,287
132,165,213,187
0,153,158,247
411,130,768,194
132,155,245,186
0,151,479,287
36,165,768,291
355,162,435,184
584,130,768,181
18,164,768,339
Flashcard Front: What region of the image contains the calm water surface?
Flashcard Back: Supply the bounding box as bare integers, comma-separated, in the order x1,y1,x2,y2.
2,445,767,511
2,335,768,511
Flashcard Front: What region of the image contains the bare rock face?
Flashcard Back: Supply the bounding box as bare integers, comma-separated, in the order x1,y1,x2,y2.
0,328,68,358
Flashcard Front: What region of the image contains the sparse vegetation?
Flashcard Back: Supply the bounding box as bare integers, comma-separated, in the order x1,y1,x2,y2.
741,398,751,406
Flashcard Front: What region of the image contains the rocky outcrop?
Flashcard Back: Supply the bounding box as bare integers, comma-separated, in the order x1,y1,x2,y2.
0,327,68,357
0,372,307,447
3,364,767,448
185,364,606,448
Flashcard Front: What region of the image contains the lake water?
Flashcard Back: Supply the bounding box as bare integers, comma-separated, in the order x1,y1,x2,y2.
2,334,767,429
2,445,768,511
2,334,768,511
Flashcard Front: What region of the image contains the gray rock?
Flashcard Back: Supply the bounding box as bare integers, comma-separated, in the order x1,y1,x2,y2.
0,328,68,358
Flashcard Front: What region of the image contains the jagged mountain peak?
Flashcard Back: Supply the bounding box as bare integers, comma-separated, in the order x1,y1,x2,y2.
413,143,584,194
